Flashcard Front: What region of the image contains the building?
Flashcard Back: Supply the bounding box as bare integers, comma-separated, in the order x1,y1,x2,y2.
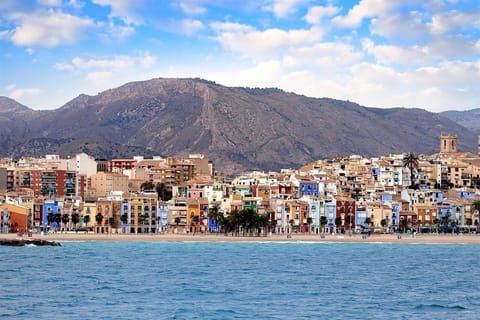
89,172,129,197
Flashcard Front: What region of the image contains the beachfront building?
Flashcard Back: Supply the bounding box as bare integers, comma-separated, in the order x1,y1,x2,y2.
1,208,9,233
0,202,29,233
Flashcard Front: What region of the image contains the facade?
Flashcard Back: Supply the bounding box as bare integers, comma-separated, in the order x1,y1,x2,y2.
89,172,129,197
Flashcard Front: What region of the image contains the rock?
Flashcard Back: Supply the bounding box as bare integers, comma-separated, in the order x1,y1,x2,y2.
0,238,61,246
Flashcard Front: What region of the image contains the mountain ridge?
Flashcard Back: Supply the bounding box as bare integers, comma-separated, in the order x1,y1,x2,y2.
0,78,477,174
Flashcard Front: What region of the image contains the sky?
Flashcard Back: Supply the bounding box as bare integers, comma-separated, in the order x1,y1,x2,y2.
0,0,479,112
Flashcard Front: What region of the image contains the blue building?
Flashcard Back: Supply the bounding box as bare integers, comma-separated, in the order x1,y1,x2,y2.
299,181,320,198
43,200,60,229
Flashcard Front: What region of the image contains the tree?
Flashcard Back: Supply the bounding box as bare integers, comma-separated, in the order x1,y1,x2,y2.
174,217,181,230
95,212,103,226
320,216,327,233
256,213,270,236
335,216,342,227
121,213,128,225
403,152,419,188
156,183,172,201
71,212,80,230
140,180,155,192
53,213,62,231
306,217,313,234
208,205,222,232
364,217,372,227
381,218,388,230
47,209,54,227
83,215,91,227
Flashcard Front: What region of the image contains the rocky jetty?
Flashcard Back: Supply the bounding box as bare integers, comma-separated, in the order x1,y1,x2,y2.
0,239,61,246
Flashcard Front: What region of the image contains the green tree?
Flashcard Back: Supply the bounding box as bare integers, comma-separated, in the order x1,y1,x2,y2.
306,217,313,233
71,212,80,230
95,212,103,226
156,183,172,201
53,213,62,231
174,216,181,230
140,180,155,192
320,216,327,233
403,152,419,188
83,215,91,226
208,205,222,233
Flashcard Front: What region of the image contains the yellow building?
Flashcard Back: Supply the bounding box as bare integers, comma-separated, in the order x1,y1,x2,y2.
89,172,129,197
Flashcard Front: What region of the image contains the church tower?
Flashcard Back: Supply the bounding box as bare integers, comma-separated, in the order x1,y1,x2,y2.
440,134,457,153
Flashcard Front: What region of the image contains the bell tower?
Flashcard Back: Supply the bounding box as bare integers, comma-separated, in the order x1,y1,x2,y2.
440,134,457,154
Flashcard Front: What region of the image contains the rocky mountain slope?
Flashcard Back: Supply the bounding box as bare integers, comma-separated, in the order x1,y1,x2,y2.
441,109,480,132
0,78,476,173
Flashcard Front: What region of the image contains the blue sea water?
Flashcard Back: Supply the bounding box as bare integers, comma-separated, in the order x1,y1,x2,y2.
1,241,480,319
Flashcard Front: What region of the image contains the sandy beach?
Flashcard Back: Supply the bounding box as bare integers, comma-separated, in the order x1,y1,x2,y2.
3,232,480,244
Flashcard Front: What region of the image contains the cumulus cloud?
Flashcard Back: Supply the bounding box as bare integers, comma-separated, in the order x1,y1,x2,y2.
177,1,207,15
91,0,144,25
429,9,480,34
10,9,95,47
211,22,324,59
6,84,43,101
178,19,205,35
55,52,157,71
304,5,342,24
332,0,403,28
263,0,309,19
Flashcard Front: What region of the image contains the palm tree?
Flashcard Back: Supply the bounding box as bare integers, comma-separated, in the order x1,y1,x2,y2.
173,216,181,233
208,205,222,233
256,213,270,236
335,216,343,233
53,213,61,231
320,216,327,234
191,215,200,233
306,217,313,234
83,215,91,229
403,152,419,188
71,212,80,230
95,212,104,230
47,209,54,229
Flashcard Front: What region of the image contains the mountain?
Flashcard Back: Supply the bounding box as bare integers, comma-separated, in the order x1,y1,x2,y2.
441,109,480,132
0,78,477,173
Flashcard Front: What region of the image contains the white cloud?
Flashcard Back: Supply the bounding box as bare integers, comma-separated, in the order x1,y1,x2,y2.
304,5,342,24
370,11,431,42
87,71,113,85
54,52,157,72
179,19,205,36
10,9,95,47
177,1,207,15
263,0,309,19
211,22,324,59
429,9,480,34
37,0,62,6
332,0,403,28
91,0,143,25
6,84,43,101
283,42,363,70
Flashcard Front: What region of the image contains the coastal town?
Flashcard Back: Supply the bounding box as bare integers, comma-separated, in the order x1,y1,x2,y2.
1,134,480,238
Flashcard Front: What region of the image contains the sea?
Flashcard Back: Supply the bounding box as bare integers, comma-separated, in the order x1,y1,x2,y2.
1,241,480,319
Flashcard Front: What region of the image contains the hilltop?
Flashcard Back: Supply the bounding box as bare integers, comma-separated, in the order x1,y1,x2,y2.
0,78,476,173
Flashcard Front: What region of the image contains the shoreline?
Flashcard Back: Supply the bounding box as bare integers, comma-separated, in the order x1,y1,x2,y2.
3,232,480,244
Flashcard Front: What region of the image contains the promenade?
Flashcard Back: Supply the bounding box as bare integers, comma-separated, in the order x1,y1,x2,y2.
3,232,480,244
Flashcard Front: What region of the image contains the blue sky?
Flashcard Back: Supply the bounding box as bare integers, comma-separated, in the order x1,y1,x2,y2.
0,0,479,112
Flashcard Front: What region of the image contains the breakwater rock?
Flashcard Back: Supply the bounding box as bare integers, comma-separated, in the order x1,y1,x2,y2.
0,239,61,246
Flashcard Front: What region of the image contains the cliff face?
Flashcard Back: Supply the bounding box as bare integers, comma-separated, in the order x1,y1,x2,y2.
0,78,476,173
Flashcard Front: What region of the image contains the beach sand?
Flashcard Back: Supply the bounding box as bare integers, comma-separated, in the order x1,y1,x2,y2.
3,232,480,244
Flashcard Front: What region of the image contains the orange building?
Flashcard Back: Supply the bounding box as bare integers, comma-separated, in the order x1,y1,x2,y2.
0,202,29,233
